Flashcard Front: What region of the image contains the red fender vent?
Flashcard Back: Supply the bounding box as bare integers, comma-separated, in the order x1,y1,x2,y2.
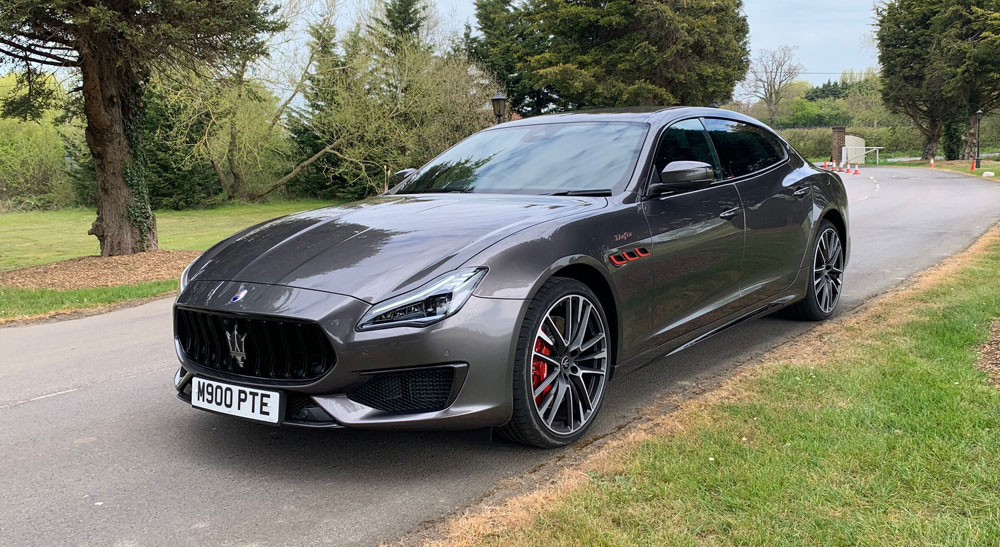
610,247,650,267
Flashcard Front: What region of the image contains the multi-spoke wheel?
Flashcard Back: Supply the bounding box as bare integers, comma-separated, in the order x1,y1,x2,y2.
787,219,845,321
499,278,611,447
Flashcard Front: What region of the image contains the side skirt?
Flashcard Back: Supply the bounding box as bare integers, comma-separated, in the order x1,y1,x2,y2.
616,267,809,374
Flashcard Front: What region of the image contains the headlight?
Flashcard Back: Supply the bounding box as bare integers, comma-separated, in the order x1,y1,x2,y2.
357,267,488,330
179,261,194,293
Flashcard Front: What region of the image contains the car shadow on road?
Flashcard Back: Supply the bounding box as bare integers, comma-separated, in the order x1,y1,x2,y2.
169,315,811,490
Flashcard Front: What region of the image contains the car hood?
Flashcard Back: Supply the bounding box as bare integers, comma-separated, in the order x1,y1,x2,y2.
186,194,605,303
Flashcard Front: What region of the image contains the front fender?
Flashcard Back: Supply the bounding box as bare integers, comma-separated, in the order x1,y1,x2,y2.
466,202,653,359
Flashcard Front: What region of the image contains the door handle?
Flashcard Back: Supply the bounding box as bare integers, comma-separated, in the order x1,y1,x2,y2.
719,207,741,220
792,186,810,197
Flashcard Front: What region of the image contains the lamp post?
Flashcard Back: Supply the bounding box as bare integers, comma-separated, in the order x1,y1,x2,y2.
491,92,507,125
976,109,984,169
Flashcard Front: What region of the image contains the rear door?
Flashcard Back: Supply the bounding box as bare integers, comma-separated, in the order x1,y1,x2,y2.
701,118,812,303
643,118,745,344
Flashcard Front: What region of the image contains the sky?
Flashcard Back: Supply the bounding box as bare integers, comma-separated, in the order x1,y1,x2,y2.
430,0,881,86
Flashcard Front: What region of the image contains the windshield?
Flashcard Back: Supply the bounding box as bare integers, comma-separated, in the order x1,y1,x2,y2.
395,122,649,195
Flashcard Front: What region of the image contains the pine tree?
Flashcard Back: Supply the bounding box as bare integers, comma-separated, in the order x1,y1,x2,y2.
370,0,429,52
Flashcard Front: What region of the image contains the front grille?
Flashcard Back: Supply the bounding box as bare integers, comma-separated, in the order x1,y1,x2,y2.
175,308,335,382
347,367,455,413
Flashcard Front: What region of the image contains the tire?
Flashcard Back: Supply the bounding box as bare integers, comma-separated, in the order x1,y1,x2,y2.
785,220,845,321
498,277,612,448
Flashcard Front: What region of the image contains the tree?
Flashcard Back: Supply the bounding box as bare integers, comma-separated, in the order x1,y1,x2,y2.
466,0,554,116
370,0,428,50
0,0,283,255
746,46,804,126
286,2,497,201
470,0,749,114
877,0,1000,160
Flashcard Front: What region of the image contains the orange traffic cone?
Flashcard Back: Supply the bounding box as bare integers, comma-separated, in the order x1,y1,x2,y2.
823,160,828,170
853,164,861,175
930,158,935,168
971,162,976,172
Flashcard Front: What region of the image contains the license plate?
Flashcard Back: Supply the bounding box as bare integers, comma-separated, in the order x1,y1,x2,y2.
191,377,282,424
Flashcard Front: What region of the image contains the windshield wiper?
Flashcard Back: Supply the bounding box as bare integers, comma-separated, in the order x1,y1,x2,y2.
548,189,613,197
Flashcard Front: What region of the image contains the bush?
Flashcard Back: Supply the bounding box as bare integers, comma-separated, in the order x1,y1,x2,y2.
779,128,830,159
848,126,925,157
0,115,72,210
779,126,929,160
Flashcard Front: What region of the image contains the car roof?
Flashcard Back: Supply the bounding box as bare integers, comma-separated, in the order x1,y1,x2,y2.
497,106,768,131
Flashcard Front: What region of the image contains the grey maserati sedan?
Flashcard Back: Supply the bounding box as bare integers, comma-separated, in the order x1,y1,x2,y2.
173,107,849,447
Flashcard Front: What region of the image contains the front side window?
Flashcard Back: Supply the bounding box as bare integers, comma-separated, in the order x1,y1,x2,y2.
701,118,786,179
396,122,649,195
652,118,720,180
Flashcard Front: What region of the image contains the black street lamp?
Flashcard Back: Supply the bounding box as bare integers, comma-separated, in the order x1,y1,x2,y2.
976,109,984,169
491,92,508,125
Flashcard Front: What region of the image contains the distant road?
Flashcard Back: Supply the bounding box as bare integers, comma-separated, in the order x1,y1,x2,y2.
1,167,999,546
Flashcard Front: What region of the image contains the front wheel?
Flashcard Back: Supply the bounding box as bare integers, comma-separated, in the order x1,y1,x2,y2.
786,220,845,321
498,278,611,448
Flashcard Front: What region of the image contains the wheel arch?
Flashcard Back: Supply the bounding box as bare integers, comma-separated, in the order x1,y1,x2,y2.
547,261,621,374
819,207,849,264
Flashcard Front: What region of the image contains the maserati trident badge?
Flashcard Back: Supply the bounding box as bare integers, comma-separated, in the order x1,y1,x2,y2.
226,325,247,367
231,288,248,303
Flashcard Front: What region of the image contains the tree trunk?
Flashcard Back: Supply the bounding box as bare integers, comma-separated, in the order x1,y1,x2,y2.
962,114,979,161
210,157,230,193
79,39,157,255
922,139,939,161
920,120,944,161
226,119,244,198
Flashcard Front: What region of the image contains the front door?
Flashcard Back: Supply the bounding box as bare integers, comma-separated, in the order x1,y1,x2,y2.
643,119,745,344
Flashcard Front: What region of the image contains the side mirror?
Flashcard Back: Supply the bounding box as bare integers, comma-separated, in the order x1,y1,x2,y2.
647,161,715,196
393,168,417,184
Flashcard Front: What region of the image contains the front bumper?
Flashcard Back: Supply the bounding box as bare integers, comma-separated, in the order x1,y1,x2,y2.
174,281,525,430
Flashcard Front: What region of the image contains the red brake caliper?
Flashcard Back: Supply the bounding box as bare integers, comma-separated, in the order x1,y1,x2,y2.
532,337,553,404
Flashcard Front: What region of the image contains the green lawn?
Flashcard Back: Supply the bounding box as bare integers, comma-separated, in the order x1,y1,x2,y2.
0,199,332,272
487,235,1000,545
0,281,178,322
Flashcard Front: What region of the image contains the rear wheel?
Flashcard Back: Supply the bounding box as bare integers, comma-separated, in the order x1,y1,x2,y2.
786,220,844,321
498,278,611,448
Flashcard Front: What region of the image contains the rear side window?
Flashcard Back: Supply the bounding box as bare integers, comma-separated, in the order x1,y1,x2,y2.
701,118,786,179
653,118,720,179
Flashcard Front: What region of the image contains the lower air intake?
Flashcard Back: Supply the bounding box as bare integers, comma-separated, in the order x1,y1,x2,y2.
346,367,455,413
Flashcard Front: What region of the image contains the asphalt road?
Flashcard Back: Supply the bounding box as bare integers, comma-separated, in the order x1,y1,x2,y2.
2,168,999,546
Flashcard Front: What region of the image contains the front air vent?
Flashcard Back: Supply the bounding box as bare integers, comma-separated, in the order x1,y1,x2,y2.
346,367,455,413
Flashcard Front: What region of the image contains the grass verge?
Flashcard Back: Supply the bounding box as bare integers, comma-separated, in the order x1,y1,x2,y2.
0,199,330,272
887,159,999,179
438,227,1000,546
0,280,176,324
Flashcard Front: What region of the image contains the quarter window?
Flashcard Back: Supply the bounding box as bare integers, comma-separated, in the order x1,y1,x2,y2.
652,118,720,179
701,118,786,179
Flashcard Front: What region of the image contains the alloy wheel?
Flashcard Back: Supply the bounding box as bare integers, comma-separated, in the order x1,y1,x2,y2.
813,227,844,314
530,294,608,436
